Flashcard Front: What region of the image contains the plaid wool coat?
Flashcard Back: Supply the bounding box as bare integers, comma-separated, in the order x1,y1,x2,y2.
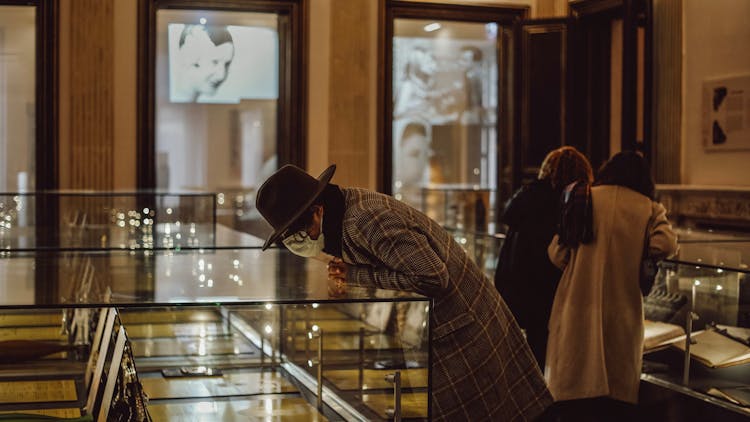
341,188,552,421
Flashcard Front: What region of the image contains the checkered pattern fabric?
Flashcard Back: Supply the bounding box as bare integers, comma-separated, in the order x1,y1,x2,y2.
341,188,552,421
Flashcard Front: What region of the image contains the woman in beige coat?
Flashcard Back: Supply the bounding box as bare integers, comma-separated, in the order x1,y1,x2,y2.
546,152,678,421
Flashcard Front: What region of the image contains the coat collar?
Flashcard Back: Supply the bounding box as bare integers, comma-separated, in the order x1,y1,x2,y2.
322,184,344,257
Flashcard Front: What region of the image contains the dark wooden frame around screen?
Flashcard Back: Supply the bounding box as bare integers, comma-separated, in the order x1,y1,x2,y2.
136,0,308,189
568,0,653,165
379,1,528,198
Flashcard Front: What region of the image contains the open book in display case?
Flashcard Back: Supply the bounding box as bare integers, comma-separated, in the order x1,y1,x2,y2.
641,233,750,420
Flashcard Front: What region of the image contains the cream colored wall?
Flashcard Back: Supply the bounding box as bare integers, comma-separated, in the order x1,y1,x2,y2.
307,0,331,177
59,0,136,189
113,0,137,189
681,0,750,186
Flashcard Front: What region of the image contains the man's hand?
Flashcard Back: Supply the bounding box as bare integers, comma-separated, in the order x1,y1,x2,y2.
327,258,347,297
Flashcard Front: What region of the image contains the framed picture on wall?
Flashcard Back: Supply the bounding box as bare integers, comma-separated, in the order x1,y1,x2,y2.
702,75,750,151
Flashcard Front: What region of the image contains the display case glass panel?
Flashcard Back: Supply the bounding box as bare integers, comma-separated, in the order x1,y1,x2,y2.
446,228,504,278
0,247,431,421
0,191,218,250
420,186,495,233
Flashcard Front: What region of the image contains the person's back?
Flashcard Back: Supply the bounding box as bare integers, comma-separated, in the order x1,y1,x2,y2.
547,186,655,401
341,187,552,421
495,146,593,369
546,152,677,421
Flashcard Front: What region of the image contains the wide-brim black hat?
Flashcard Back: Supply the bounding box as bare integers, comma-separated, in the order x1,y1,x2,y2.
256,164,336,250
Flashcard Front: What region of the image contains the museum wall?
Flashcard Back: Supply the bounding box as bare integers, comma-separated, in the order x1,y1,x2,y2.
681,0,750,186
307,0,538,190
53,0,749,193
56,0,539,192
58,0,137,190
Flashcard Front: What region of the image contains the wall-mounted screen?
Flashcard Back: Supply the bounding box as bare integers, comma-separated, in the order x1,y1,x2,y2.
167,23,278,104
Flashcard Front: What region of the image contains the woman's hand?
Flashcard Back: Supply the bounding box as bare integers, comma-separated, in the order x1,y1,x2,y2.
327,258,347,297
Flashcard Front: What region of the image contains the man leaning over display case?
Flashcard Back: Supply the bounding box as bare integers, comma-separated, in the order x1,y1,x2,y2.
255,164,552,421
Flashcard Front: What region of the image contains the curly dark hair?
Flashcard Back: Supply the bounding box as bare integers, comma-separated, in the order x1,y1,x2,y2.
538,146,593,190
594,151,655,199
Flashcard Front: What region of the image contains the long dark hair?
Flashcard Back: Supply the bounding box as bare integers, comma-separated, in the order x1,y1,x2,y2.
594,151,655,199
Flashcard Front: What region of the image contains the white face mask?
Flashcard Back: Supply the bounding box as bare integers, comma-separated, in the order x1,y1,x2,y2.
282,217,325,258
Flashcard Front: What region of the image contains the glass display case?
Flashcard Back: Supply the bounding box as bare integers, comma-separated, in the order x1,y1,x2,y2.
0,248,432,421
445,228,504,279
419,186,496,234
641,238,750,420
0,191,217,250
0,192,432,421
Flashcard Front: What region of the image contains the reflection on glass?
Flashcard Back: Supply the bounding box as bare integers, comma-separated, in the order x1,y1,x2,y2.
0,6,35,195
156,10,279,238
0,6,36,292
392,19,499,218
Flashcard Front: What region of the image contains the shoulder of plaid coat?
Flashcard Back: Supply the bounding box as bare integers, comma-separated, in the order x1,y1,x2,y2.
340,188,552,421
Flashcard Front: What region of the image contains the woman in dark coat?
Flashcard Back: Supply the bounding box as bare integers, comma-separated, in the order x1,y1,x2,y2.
495,146,593,368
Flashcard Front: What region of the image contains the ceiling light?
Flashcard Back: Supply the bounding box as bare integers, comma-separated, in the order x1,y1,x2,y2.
423,22,441,32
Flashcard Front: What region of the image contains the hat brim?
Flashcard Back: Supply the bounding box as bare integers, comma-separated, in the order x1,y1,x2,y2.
261,164,336,251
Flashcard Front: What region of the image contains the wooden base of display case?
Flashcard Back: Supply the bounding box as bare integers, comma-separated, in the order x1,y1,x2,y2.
141,370,298,400
148,396,329,421
0,380,78,404
120,309,222,325
285,320,375,333
131,337,257,358
0,407,82,418
126,322,231,339
324,368,428,391
0,313,63,328
0,327,66,342
286,308,352,321
291,333,403,351
362,392,428,419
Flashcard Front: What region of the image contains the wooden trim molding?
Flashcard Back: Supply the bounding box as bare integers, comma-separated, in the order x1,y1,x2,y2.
519,19,568,182
651,0,680,184
37,0,60,190
569,0,624,18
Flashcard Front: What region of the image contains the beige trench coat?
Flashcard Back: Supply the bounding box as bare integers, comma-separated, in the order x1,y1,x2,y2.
546,185,678,403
